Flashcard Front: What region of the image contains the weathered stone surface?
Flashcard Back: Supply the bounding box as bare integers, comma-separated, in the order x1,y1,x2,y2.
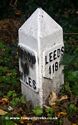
18,8,64,106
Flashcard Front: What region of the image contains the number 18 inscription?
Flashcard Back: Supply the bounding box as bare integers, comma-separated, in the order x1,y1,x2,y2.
49,61,59,74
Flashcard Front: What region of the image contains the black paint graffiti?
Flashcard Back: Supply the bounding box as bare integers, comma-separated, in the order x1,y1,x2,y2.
18,46,36,77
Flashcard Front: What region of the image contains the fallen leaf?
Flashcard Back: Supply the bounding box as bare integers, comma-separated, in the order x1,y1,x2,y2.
0,109,8,115
20,116,29,124
49,91,57,106
2,98,9,103
0,98,9,105
59,95,68,101
0,100,3,104
57,112,67,117
20,120,24,124
72,124,77,125
27,123,32,125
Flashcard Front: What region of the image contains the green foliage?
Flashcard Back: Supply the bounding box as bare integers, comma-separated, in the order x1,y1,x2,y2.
32,106,55,117
10,96,26,107
32,106,43,116
0,66,8,75
0,115,16,125
60,82,71,96
56,119,63,125
45,107,55,117
67,71,78,95
62,43,78,70
61,39,78,96
70,82,78,96
0,42,6,49
10,97,20,107
0,41,20,96
7,90,26,107
4,120,15,125
67,103,78,118
68,71,78,82
7,90,17,98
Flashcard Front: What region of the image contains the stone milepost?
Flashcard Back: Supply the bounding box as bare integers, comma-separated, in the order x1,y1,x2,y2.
18,8,64,106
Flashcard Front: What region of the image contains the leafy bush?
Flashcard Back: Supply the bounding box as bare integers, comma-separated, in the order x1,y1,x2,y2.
0,41,20,96
56,118,63,125
7,90,26,107
32,106,43,116
67,103,78,120
45,107,55,117
7,90,17,98
61,40,78,96
60,82,71,95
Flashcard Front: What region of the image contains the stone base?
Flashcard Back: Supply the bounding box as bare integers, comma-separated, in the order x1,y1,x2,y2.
21,66,64,107
21,83,42,107
42,65,64,105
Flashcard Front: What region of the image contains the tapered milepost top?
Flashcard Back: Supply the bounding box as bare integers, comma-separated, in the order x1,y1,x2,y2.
19,8,62,39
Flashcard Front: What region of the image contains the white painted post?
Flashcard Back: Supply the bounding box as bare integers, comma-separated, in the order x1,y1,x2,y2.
18,8,64,107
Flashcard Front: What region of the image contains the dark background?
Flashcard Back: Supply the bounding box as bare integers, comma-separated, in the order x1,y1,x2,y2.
0,0,78,31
